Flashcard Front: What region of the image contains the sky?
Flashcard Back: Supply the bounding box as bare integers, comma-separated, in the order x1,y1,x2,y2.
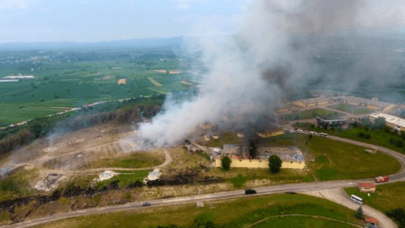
0,0,248,43
1,0,405,44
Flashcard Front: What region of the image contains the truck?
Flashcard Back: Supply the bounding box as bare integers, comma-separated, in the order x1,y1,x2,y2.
375,176,389,183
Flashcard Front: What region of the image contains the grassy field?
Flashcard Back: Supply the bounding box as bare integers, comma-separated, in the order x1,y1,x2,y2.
279,108,339,121
207,134,401,184
328,103,373,114
0,59,192,125
34,194,363,228
96,170,150,188
85,151,165,169
206,132,243,147
344,182,405,213
0,168,38,201
294,123,405,154
252,216,357,228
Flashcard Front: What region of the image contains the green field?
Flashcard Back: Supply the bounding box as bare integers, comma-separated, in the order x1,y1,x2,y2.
96,170,151,188
294,123,405,155
0,59,192,125
33,194,364,228
344,182,405,213
206,132,243,147
328,103,373,114
85,151,165,169
279,108,339,121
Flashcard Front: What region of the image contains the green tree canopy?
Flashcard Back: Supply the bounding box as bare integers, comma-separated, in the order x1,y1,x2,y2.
269,155,282,173
221,156,232,171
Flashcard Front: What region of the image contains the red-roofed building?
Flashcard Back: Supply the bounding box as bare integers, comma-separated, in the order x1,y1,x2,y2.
365,217,378,225
358,183,376,192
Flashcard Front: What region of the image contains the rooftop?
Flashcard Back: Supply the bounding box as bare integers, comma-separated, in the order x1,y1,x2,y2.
370,113,405,128
365,217,378,224
358,183,376,188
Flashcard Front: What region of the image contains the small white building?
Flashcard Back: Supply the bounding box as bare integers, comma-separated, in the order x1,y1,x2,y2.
147,168,161,181
4,75,35,79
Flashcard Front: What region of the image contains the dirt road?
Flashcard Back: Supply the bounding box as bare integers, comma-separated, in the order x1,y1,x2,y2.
3,136,405,228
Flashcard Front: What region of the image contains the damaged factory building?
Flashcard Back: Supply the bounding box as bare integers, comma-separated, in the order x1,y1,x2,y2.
214,146,305,169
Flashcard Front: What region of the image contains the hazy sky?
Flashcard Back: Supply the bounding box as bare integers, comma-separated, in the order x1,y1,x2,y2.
0,0,248,43
1,0,405,44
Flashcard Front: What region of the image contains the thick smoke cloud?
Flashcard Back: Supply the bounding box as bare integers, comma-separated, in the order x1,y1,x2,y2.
137,0,405,147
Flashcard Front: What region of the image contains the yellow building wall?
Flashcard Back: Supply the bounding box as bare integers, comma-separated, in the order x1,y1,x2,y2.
367,104,381,111
383,105,397,112
276,108,290,113
317,101,328,106
292,101,306,108
215,159,305,169
347,101,358,106
257,130,284,138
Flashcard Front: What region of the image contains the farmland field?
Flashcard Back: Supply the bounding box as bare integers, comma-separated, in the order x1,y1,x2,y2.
0,49,196,125
328,103,373,114
279,108,339,121
34,194,364,228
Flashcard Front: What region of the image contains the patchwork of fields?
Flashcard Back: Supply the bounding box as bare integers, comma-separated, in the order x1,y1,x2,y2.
0,59,193,125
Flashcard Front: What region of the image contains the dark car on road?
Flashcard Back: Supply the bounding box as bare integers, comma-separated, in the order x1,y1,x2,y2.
245,189,257,194
142,202,151,206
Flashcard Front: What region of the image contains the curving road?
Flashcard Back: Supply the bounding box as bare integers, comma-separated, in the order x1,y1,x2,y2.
3,135,405,228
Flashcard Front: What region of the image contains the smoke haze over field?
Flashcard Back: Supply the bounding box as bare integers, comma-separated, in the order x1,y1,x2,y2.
137,0,405,147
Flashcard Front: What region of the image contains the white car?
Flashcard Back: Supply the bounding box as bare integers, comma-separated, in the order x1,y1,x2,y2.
296,129,304,134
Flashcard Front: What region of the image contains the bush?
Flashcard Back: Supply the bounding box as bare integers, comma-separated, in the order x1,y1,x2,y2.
386,208,405,227
190,213,217,228
269,155,282,173
221,156,232,171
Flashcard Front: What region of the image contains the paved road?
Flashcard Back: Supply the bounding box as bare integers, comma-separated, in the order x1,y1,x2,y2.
304,188,398,228
3,136,405,228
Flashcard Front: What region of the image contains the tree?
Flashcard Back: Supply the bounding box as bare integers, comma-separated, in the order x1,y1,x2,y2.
269,155,282,173
221,156,232,171
190,213,217,228
248,140,257,158
356,206,364,219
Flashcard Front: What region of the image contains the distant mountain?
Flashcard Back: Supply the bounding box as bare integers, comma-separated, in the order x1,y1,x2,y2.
0,36,185,51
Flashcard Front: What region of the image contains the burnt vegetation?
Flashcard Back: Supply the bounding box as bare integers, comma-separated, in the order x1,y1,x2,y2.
0,95,164,157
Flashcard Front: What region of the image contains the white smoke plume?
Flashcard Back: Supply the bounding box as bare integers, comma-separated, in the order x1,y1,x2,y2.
137,0,405,147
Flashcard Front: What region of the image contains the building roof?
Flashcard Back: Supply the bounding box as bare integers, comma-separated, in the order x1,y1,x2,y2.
370,113,405,128
358,183,376,188
365,217,378,224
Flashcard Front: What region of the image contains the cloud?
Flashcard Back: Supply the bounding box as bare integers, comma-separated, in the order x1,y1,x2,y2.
172,0,191,10
0,0,36,10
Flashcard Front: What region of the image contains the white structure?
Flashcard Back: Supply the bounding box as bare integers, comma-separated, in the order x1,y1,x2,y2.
97,170,117,182
0,80,19,82
369,113,405,131
147,168,161,181
4,75,35,79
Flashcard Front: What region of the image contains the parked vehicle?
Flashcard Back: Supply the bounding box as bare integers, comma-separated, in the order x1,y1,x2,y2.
375,176,389,183
296,129,304,134
245,189,257,195
350,195,363,204
142,202,151,206
309,131,317,136
320,132,328,137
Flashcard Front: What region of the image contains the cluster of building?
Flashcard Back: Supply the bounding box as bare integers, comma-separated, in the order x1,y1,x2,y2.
213,145,305,169
0,74,35,82
276,95,397,114
369,113,405,131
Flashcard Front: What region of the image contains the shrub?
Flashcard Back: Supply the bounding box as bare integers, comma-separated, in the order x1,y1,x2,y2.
221,156,232,171
269,155,282,173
